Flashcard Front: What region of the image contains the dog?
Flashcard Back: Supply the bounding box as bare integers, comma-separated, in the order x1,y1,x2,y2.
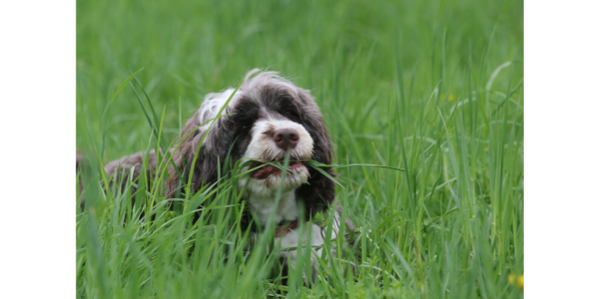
83,69,354,281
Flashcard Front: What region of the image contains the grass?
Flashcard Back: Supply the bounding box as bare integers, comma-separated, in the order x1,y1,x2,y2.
76,0,524,298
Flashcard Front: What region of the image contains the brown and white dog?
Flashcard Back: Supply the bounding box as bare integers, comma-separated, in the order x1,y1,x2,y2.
91,69,354,279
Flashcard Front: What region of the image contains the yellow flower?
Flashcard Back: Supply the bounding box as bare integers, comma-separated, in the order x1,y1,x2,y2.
441,93,455,101
508,274,524,290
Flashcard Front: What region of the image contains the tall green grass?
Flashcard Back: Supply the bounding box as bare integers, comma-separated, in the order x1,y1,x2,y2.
77,0,523,297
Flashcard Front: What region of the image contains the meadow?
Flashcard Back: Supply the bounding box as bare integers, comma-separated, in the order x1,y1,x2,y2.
76,0,524,298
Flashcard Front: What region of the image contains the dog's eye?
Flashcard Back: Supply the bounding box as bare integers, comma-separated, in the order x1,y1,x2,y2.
285,111,290,115
239,123,252,132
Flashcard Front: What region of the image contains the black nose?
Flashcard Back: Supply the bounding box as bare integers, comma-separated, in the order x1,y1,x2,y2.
273,128,299,150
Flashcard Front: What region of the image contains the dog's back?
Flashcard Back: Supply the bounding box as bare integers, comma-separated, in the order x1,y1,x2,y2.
77,149,165,211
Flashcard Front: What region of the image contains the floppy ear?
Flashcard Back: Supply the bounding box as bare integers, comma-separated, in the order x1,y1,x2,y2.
296,88,334,164
166,110,222,198
294,88,337,217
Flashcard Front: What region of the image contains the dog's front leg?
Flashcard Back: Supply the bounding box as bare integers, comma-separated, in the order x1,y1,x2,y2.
278,223,327,284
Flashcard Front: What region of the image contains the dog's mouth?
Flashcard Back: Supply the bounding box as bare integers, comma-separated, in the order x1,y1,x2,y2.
250,160,306,180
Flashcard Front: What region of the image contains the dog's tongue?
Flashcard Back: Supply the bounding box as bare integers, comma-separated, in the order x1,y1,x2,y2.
252,165,279,179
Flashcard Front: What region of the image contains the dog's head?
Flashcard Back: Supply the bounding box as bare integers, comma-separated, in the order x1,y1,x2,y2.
167,69,336,216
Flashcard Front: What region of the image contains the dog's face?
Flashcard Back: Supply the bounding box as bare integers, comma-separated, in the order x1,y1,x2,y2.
238,112,313,192
168,70,336,217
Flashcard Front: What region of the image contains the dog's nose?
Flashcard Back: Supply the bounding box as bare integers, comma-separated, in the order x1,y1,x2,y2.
273,128,299,150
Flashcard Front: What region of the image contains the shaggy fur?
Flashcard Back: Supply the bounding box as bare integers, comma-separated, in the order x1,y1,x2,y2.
80,69,354,280
164,70,336,217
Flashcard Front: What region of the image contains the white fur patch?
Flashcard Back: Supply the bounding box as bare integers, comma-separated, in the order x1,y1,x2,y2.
244,187,300,227
242,119,313,163
197,88,241,132
279,223,325,277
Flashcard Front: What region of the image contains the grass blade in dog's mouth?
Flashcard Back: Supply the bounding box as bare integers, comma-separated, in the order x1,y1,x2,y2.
250,160,305,179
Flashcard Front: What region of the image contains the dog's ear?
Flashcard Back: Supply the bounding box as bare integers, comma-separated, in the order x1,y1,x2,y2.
166,110,222,198
296,88,334,165
295,88,337,217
